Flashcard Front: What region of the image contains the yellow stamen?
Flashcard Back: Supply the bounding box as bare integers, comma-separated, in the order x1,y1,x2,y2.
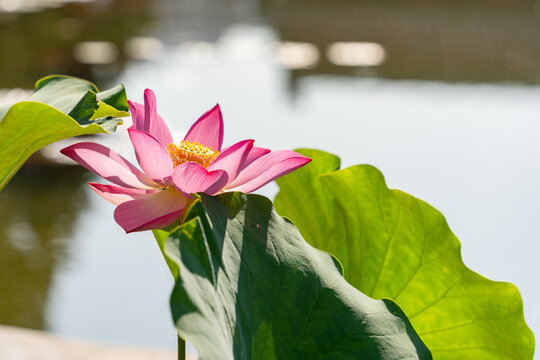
166,140,219,168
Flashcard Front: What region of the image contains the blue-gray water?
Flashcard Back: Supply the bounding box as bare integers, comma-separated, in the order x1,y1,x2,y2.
1,0,540,355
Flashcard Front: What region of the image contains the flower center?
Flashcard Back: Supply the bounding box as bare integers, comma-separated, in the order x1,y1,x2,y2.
166,140,219,168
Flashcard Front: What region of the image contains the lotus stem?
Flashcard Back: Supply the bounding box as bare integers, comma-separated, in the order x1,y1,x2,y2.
178,335,185,360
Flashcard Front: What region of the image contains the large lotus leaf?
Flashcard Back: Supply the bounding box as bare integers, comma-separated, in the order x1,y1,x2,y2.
154,192,432,360
274,149,535,359
0,75,128,190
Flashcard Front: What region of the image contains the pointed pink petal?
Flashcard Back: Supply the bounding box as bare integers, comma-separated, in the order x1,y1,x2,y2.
128,100,145,130
88,183,158,206
114,188,187,233
128,128,174,186
61,142,157,189
207,139,254,184
128,97,173,146
242,146,270,169
226,150,311,193
143,89,156,133
172,162,229,198
184,104,224,151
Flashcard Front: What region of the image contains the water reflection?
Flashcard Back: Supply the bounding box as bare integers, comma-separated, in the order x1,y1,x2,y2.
124,36,164,61
274,41,319,69
327,42,386,67
0,0,153,89
262,0,540,83
3,0,540,90
73,40,119,65
0,158,90,329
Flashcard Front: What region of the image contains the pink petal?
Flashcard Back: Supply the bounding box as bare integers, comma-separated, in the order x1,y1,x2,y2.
128,100,145,131
226,150,311,193
150,112,174,146
114,187,187,233
143,88,156,133
88,183,158,206
207,139,254,184
134,211,184,232
61,142,157,189
242,146,270,169
128,128,174,186
184,104,224,151
128,92,173,146
172,162,229,198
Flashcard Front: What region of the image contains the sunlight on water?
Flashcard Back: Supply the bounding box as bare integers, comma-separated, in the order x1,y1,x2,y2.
73,41,119,65
274,42,319,69
7,220,40,253
124,37,164,61
327,42,386,67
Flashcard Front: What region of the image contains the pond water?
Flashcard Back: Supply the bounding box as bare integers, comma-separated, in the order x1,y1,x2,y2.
2,0,540,354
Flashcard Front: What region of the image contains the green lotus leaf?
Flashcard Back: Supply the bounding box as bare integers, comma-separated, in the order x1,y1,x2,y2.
154,192,431,360
0,75,128,190
274,149,535,359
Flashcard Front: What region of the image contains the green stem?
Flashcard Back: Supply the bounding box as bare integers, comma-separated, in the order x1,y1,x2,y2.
178,335,186,360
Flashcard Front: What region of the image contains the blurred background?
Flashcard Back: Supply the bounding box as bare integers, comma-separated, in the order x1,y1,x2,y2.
1,0,540,355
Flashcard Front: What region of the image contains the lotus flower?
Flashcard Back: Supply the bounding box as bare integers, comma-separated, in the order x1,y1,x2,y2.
61,89,311,233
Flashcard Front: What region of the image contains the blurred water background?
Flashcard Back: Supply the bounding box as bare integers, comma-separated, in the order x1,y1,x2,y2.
1,0,540,354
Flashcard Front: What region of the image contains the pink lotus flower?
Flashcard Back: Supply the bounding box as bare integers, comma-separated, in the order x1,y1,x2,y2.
61,89,311,233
